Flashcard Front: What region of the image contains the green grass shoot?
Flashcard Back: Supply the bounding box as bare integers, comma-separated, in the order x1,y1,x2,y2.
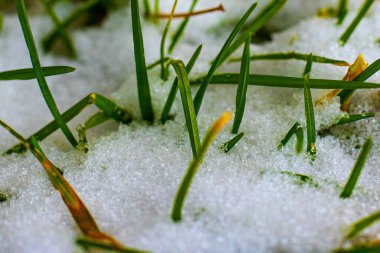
131,0,155,122
171,112,232,222
160,0,177,81
337,112,375,125
193,2,257,115
160,45,202,124
303,54,316,159
220,0,287,63
142,0,152,17
336,0,349,25
17,0,78,147
76,237,150,253
345,210,380,240
278,122,304,154
6,93,132,155
41,0,101,51
222,132,244,153
168,0,198,53
0,66,75,80
147,57,170,70
229,51,350,66
340,137,372,198
232,37,251,134
339,0,375,46
39,0,76,57
169,60,200,157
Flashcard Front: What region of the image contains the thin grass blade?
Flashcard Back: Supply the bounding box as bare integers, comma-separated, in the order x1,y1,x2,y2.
303,54,316,159
337,112,375,125
345,210,380,239
193,2,257,115
131,0,155,122
142,0,152,17
76,237,150,253
334,245,380,253
0,66,75,80
232,37,250,134
222,132,244,153
17,0,77,146
169,60,200,157
339,0,375,46
171,112,232,222
278,122,304,155
168,0,198,53
161,45,202,124
340,137,372,198
336,0,349,25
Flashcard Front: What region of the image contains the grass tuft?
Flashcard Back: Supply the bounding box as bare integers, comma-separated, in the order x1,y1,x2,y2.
171,112,232,222
131,0,155,122
222,132,244,153
340,137,372,198
17,0,78,147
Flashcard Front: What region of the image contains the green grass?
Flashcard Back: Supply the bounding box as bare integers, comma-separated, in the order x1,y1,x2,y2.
278,122,304,154
339,0,375,46
232,37,251,134
131,0,155,122
336,0,349,25
229,51,350,66
303,54,316,159
222,132,244,153
337,112,375,125
345,210,380,239
193,2,257,115
169,60,201,157
160,45,202,124
76,237,150,253
0,192,7,202
340,137,372,198
17,0,78,147
171,112,231,222
335,245,380,253
142,0,152,17
0,66,75,80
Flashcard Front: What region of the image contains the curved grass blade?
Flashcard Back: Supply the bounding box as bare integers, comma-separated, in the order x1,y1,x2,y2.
229,51,350,66
169,60,200,157
160,45,202,124
303,54,316,159
220,0,287,63
41,0,101,51
131,0,154,122
0,66,75,80
278,122,304,154
222,132,244,153
157,4,224,19
345,210,380,240
5,93,132,155
232,37,250,134
147,57,170,70
160,0,177,81
39,0,76,57
339,0,375,46
76,237,150,253
168,0,198,53
337,112,375,125
193,2,257,115
17,0,77,146
340,137,372,198
336,0,349,25
171,112,232,222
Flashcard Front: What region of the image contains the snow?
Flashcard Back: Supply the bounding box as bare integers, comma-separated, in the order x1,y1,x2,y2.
1,0,380,252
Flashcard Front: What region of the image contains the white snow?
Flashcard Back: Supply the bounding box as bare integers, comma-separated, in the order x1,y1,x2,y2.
1,0,380,252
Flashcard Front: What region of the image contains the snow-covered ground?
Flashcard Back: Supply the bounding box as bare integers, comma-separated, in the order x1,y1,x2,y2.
1,0,380,252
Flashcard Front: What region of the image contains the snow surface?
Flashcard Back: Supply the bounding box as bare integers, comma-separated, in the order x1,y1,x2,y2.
1,0,380,252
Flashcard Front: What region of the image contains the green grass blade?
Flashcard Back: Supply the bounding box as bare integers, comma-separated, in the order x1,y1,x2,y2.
339,0,375,46
0,66,75,80
334,245,380,253
5,93,132,155
76,238,150,253
336,0,349,25
41,0,100,50
131,0,155,122
337,112,375,125
222,132,244,153
229,51,350,66
147,57,170,70
340,137,372,198
142,0,152,17
168,0,198,53
160,0,177,81
160,45,202,124
232,37,250,134
191,74,380,89
303,54,316,159
193,2,257,115
171,112,231,222
295,126,304,154
17,0,77,147
220,0,287,63
40,0,76,57
345,210,380,239
278,122,304,155
169,60,201,157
